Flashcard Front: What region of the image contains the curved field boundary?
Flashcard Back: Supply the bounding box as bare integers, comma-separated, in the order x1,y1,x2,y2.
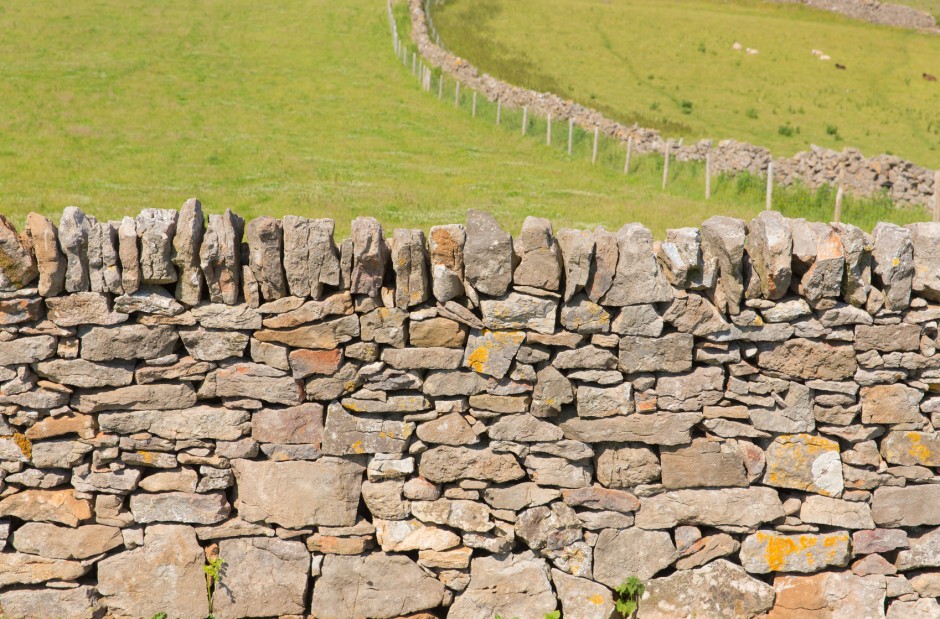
403,0,939,211
777,0,938,32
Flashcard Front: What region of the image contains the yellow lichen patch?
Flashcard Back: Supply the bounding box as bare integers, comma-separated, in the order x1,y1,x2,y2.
588,594,605,606
12,432,31,461
136,450,156,465
350,440,365,454
758,531,818,572
465,345,490,372
906,432,932,465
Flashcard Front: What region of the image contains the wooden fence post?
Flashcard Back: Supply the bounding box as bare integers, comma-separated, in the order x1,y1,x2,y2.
934,170,940,223
834,167,845,223
472,91,477,117
522,106,528,136
624,136,633,174
662,141,671,190
705,150,712,200
454,81,460,108
496,100,502,125
547,113,552,146
567,118,574,156
412,52,417,75
438,74,443,99
592,126,599,165
765,160,774,211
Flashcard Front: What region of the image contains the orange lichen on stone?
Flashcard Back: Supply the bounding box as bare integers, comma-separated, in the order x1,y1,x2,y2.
906,432,932,464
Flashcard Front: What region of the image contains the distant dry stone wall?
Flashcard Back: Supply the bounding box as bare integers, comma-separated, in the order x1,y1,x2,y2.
0,204,939,617
779,0,939,31
410,0,939,209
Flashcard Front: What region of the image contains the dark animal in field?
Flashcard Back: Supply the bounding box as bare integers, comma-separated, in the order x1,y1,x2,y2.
924,73,938,82
835,63,846,70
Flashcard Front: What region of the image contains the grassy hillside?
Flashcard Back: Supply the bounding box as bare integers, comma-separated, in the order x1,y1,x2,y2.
433,0,940,168
0,0,927,236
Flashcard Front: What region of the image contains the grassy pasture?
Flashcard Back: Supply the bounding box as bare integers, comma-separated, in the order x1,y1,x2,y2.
433,0,940,168
0,0,927,237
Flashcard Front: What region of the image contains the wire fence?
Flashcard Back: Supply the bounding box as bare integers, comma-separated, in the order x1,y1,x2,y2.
387,0,940,226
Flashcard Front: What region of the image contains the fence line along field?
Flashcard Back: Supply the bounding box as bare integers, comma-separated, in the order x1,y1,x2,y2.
432,0,940,169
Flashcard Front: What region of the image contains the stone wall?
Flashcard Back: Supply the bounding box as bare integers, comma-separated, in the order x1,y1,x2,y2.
778,0,938,31
0,204,939,618
412,0,940,209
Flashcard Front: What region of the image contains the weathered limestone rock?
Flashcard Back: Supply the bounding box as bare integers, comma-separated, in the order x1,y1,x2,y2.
416,413,479,445
0,586,101,619
12,522,122,559
635,487,785,529
99,405,249,440
0,552,85,588
514,216,562,291
594,528,677,584
255,313,359,348
449,552,557,619
525,455,592,488
758,338,856,380
481,292,557,334
886,598,939,619
463,328,525,378
853,528,910,556
136,208,178,284
790,220,845,301
80,323,179,361
0,489,92,526
113,285,184,316
747,211,792,300
46,291,127,326
661,438,748,488
530,364,574,417
856,323,922,352
419,446,525,483
410,316,467,347
232,458,363,527
97,524,208,619
551,569,615,619
602,223,673,306
561,412,700,446
741,530,850,573
800,495,874,529
180,327,248,361
375,518,458,551
200,209,243,304
880,431,940,466
72,383,196,413
362,479,411,519
896,526,940,570
59,207,92,292
764,434,843,497
464,209,513,296
252,402,323,445
557,228,594,302
595,445,661,487
906,222,940,302
657,366,724,411
661,291,732,337
576,382,631,418
429,224,466,302
390,228,430,308
620,333,693,373
246,215,287,301
0,335,55,366
117,216,140,293
640,560,775,619
350,216,387,297
860,384,924,424
831,222,872,307
282,216,340,299
33,358,132,388
0,296,40,326
872,485,940,527
169,198,204,305
560,295,610,335
323,402,414,455
413,498,493,533
312,553,445,619
585,226,617,302
701,216,746,314
129,491,229,524
489,413,563,442
215,537,309,618
87,220,123,294
360,307,407,347
25,212,66,296
554,345,619,370
768,572,886,618
213,362,303,405
872,222,914,311
658,227,704,289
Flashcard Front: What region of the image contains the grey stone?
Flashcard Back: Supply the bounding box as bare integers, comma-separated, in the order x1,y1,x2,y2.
602,223,673,306
246,215,287,301
72,383,196,413
576,382,632,418
596,444,661,487
213,362,303,405
659,227,706,289
514,216,562,291
906,222,940,301
860,383,923,424
530,365,574,417
0,552,85,589
594,527,676,584
12,522,122,559
25,213,65,297
481,292,557,334
463,328,525,378
561,413,700,445
118,216,141,294
171,198,205,306
200,209,243,304
136,208,178,284
214,537,309,618
790,220,844,301
391,228,430,308
311,553,445,619
464,209,513,297
524,455,593,488
0,586,101,619
191,302,262,329
557,228,594,302
516,502,588,575
323,402,414,455
88,220,123,294
611,304,663,336
554,345,619,370
620,334,693,373
701,216,746,314
856,323,922,352
419,446,525,483
483,482,560,510
129,491,229,524
262,292,351,328
33,358,133,388
757,338,856,380
896,526,940,570
361,307,407,347
232,458,363,527
98,405,250,440
640,559,775,619
113,285,184,316
560,295,610,334
254,313,359,348
662,291,733,337
350,216,387,297
283,216,340,299
179,326,248,361
0,489,92,527
635,487,785,529
412,498,493,532
363,479,411,520
747,210,792,300
585,225,617,302
800,495,875,529
872,485,940,527
80,323,179,361
97,524,208,619
741,530,850,573
448,552,556,619
59,206,91,292
429,224,466,302
872,222,914,311
831,222,872,307
46,291,127,326
252,402,323,444
374,517,458,551
661,438,748,488
488,413,562,442
656,366,724,411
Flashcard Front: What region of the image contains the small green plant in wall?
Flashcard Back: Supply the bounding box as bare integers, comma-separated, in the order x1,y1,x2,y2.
204,556,225,619
615,576,645,618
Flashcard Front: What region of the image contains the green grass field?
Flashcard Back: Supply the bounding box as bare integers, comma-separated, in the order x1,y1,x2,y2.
0,0,928,236
433,0,940,168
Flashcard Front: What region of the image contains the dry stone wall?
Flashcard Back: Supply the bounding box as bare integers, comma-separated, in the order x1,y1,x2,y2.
0,204,939,617
411,0,940,209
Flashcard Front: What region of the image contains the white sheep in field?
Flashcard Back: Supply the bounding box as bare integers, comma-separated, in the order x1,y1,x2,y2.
811,49,823,56
746,47,759,55
820,54,831,61
732,41,743,51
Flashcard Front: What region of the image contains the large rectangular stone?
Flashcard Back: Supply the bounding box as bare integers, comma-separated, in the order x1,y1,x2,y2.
619,334,693,373
635,488,785,529
560,413,701,446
